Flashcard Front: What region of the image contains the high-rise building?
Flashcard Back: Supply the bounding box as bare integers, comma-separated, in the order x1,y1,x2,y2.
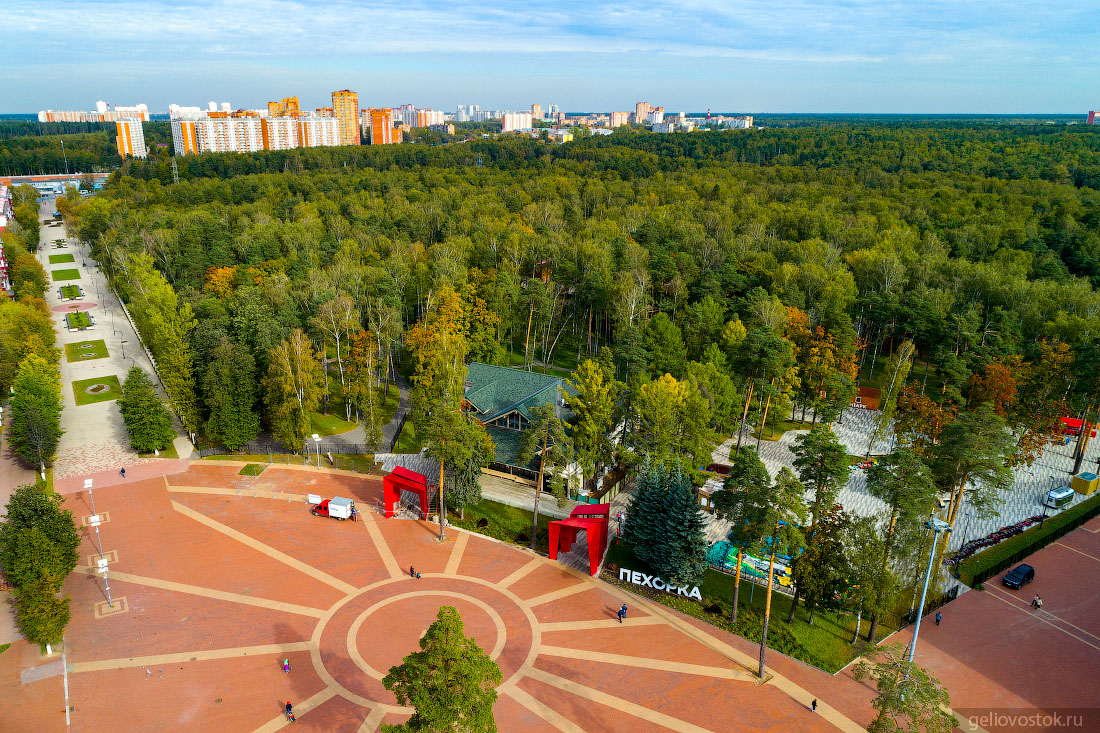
646,109,665,125
531,103,543,120
1088,111,1099,125
634,101,652,122
501,112,533,132
115,119,147,158
261,117,298,150
268,96,301,118
39,102,149,123
609,111,629,128
331,89,361,146
365,108,395,145
297,116,342,147
547,103,560,118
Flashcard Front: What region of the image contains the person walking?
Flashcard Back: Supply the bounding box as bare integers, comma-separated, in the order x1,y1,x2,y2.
410,566,415,577
120,467,126,478
811,699,817,713
617,603,628,623
1035,596,1043,611
285,702,295,723
1031,594,1039,608
935,611,942,626
282,658,291,674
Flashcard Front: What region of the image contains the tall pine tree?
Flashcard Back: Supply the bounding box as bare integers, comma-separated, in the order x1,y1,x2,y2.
654,467,708,585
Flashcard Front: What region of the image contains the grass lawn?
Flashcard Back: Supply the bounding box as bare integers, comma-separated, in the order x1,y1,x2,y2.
138,442,179,459
72,375,122,405
239,463,266,476
65,339,108,362
448,499,552,554
310,411,358,436
65,311,92,329
201,453,381,474
51,268,81,281
49,253,75,264
603,541,899,672
753,418,811,441
393,419,423,454
60,284,82,299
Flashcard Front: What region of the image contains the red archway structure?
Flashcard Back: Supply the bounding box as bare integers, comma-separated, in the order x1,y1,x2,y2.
549,504,610,576
383,466,430,518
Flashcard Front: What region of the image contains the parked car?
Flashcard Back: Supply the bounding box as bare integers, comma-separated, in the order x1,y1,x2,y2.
1002,563,1035,589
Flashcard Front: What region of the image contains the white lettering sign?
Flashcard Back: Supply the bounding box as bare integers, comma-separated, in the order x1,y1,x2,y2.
619,567,702,601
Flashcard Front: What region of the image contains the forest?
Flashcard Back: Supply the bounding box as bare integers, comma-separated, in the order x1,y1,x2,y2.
4,121,1097,652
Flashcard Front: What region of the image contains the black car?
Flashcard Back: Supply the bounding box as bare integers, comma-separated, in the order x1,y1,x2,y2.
1002,563,1035,589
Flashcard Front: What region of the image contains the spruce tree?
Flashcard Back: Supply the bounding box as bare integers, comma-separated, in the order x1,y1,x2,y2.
654,468,708,585
623,460,664,568
119,366,176,453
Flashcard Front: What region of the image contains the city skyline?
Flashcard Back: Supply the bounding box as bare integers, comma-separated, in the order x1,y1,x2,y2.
3,0,1097,114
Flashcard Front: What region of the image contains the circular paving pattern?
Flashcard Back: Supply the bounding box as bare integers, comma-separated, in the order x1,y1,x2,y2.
313,576,536,709
84,383,111,395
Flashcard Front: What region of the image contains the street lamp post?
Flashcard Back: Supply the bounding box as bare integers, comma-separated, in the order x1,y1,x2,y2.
121,340,127,360
84,479,113,609
312,434,322,468
908,517,952,664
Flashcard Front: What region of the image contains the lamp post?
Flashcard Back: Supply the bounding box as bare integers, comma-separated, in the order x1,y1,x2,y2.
121,340,127,361
312,434,322,468
84,479,113,608
908,517,951,664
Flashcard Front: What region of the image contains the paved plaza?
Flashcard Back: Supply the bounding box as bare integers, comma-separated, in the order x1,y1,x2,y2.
2,461,896,732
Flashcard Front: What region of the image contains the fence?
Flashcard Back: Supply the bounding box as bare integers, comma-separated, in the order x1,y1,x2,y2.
967,495,1100,586
389,409,409,452
900,585,959,626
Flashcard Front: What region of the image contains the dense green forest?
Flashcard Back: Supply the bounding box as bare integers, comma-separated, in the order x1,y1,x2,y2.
7,121,1097,647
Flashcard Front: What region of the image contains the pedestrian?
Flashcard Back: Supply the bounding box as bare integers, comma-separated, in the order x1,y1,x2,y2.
416,571,421,579
935,611,942,626
617,603,627,623
120,467,126,478
1032,594,1039,608
282,658,291,674
811,699,817,713
410,566,415,577
285,702,295,723
1036,596,1043,610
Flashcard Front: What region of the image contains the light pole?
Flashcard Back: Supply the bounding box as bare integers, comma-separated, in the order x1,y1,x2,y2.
909,517,951,664
121,339,127,361
312,434,322,468
84,479,113,608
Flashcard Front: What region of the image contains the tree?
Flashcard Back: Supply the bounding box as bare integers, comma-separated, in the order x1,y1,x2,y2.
894,383,955,457
632,373,713,470
0,484,80,590
119,367,176,453
518,402,574,551
264,329,324,451
932,404,1015,526
382,606,502,733
867,340,914,454
203,338,260,451
567,358,622,492
852,644,955,733
864,450,938,641
788,503,851,625
843,517,892,645
346,329,383,449
755,467,807,678
8,354,63,470
788,426,850,623
711,447,771,623
443,418,496,520
652,467,708,585
312,294,360,417
14,577,71,646
644,312,686,377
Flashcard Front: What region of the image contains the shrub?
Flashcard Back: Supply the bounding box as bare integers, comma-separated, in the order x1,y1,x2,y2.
14,578,71,645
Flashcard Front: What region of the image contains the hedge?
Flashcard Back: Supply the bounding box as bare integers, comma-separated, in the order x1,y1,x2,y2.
956,491,1100,587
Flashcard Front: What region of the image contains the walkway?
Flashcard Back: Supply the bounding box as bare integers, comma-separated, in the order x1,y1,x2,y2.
34,196,192,488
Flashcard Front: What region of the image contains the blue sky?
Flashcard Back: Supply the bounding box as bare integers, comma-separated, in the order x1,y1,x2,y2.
3,0,1096,113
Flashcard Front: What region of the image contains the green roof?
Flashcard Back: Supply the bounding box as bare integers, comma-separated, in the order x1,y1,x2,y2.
485,427,538,470
465,363,566,423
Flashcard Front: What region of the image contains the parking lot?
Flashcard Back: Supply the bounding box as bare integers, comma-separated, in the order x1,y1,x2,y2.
872,514,1100,731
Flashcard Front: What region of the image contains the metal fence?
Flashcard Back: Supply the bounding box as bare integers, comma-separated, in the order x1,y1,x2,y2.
900,585,959,626
389,410,409,453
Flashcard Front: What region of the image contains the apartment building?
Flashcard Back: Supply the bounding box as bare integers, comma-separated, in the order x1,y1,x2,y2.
331,90,360,146
364,108,395,145
501,112,533,132
115,119,147,158
609,111,630,128
39,101,150,123
268,96,301,118
531,103,543,120
261,117,299,150
297,116,341,147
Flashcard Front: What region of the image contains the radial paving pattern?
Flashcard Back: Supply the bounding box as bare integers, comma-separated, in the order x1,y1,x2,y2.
58,463,866,732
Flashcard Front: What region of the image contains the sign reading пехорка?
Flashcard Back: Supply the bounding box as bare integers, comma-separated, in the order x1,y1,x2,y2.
618,567,702,601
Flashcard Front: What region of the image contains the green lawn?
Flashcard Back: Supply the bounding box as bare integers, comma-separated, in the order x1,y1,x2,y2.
603,541,899,672
239,463,266,476
753,418,812,441
60,284,82,299
72,375,122,405
393,419,423,454
139,441,180,459
51,268,81,281
310,411,358,436
65,311,92,329
65,340,108,362
201,453,381,474
49,254,75,264
448,499,552,554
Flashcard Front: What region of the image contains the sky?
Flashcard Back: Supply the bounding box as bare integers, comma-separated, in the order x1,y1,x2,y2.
2,0,1097,114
